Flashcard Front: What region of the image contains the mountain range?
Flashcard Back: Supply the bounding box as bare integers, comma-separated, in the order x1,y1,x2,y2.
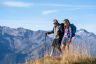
0,26,96,64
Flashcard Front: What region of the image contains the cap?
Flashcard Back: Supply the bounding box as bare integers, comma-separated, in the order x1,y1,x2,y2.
53,19,58,24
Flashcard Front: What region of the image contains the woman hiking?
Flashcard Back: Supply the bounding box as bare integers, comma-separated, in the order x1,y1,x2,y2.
61,19,76,53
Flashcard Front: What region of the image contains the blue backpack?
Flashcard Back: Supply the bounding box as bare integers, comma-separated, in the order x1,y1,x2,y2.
59,23,76,37
70,24,77,37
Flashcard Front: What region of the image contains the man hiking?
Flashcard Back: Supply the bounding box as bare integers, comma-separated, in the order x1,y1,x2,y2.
60,19,76,53
46,19,63,56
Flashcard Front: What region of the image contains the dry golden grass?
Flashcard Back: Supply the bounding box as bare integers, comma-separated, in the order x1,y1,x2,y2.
26,56,61,64
26,44,96,64
26,55,96,64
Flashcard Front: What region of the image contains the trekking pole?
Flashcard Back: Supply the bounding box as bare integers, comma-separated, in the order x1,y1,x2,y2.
44,33,47,64
45,34,46,52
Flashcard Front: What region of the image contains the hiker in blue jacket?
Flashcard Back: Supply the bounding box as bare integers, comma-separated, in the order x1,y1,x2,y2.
46,19,63,56
60,19,76,52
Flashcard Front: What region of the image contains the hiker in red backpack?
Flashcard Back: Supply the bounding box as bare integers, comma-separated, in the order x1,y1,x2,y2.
60,19,76,52
45,19,63,56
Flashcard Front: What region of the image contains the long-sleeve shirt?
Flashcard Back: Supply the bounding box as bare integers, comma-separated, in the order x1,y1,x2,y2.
63,27,72,39
47,26,60,39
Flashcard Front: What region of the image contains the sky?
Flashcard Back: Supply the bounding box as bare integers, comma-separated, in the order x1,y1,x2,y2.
0,0,96,34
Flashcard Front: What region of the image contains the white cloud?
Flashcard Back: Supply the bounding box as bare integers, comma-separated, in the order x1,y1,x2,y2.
42,10,58,15
37,3,96,9
47,4,96,8
2,1,32,7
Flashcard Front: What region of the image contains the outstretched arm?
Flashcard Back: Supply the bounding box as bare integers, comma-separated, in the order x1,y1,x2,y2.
47,29,54,34
45,28,54,36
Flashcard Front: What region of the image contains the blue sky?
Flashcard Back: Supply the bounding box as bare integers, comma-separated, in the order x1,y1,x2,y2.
0,0,96,34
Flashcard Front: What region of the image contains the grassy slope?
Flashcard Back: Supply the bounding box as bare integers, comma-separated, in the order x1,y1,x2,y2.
26,45,96,64
26,56,96,64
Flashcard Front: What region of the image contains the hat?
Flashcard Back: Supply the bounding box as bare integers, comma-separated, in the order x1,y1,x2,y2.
53,19,58,24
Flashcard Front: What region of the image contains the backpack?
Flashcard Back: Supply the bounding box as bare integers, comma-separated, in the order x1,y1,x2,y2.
59,23,76,37
59,23,64,33
58,23,64,39
70,24,76,37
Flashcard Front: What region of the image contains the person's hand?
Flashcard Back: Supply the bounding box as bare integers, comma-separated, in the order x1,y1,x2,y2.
67,38,71,43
